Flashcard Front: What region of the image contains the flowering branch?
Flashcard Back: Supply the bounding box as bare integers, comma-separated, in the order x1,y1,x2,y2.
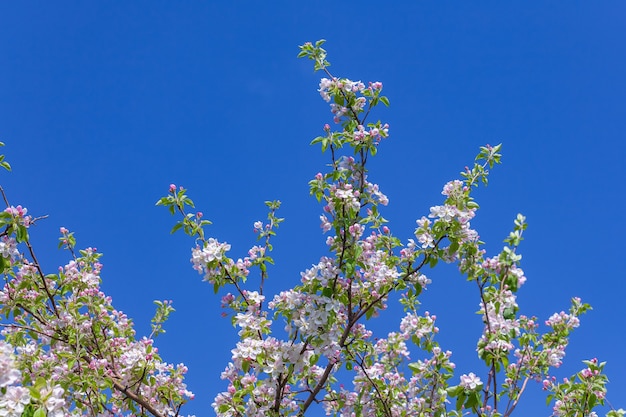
0,158,193,415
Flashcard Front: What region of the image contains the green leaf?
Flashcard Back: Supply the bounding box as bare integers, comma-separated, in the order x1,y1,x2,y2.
465,392,479,410
321,138,329,153
345,262,355,278
449,240,459,255
455,393,465,411
33,408,46,417
170,222,183,234
503,306,516,320
16,225,28,243
446,385,463,397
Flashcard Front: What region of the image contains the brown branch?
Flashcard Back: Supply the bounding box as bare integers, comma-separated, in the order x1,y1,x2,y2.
111,379,165,417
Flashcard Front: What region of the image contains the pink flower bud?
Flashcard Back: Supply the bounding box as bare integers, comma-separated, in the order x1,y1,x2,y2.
169,184,176,193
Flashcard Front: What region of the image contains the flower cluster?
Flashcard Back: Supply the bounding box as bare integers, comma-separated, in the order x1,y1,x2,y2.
4,205,32,227
191,238,233,282
0,341,31,417
459,373,482,390
543,358,620,417
0,219,194,416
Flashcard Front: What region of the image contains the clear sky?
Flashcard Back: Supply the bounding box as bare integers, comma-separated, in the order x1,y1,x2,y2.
1,2,625,416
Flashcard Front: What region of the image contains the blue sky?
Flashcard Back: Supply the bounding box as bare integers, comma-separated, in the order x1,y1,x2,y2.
1,2,625,416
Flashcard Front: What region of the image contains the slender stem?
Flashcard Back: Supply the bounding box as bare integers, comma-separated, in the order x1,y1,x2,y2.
346,347,393,417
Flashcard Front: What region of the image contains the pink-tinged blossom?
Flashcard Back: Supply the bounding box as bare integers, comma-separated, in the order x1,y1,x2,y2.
545,346,566,367
247,245,265,260
42,385,66,417
441,179,465,198
399,312,437,340
375,331,410,360
414,217,436,249
429,205,457,222
510,265,527,287
479,290,519,338
242,290,264,310
191,238,231,274
0,236,18,260
333,185,361,212
336,156,355,172
119,342,148,378
481,257,502,274
366,182,389,206
4,205,28,219
418,233,434,249
545,311,580,329
580,366,597,379
369,81,383,91
348,223,364,238
415,273,431,288
352,249,400,300
329,103,348,122
483,338,514,353
400,238,417,260
354,125,366,142
416,217,430,229
233,311,271,336
0,342,21,388
352,96,367,113
0,386,30,417
459,372,482,390
221,293,235,309
319,215,332,233
337,79,365,93
229,337,311,380
318,78,334,102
